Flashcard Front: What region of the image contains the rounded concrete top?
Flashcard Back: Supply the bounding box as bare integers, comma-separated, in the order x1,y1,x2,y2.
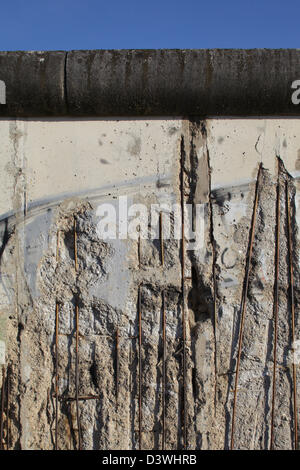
0,49,299,117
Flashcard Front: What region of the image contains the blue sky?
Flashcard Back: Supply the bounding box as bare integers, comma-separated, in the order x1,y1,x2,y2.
0,0,299,51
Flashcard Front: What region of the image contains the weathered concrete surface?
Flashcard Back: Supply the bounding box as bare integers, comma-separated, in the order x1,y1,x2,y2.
66,50,300,117
1,50,300,117
0,51,66,116
191,119,300,449
0,117,299,450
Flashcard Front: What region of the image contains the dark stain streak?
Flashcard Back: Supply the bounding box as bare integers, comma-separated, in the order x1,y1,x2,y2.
17,322,24,343
156,180,170,189
168,127,178,136
0,218,14,268
212,182,250,206
89,361,98,390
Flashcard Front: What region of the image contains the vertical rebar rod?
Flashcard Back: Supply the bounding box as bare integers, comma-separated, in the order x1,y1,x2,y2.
75,303,82,450
56,230,60,262
129,326,133,445
74,217,82,450
180,137,187,450
55,301,59,450
230,163,262,450
138,285,142,450
0,367,5,450
270,167,280,451
207,143,218,413
55,230,60,450
115,327,120,403
74,217,78,273
160,212,164,267
162,290,166,450
6,365,10,450
138,232,141,269
286,180,298,450
138,221,141,448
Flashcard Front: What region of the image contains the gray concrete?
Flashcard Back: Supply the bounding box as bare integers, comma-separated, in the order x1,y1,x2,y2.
0,50,300,117
0,51,66,116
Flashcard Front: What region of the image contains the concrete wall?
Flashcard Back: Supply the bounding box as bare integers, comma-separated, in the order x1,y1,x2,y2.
0,116,299,449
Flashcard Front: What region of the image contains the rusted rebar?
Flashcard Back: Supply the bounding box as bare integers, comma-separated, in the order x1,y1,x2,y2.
180,136,187,449
160,212,164,267
56,230,60,262
162,290,166,450
115,327,120,403
74,216,82,450
55,230,60,450
74,217,78,272
270,166,281,451
75,303,82,450
56,395,100,402
6,365,10,450
286,180,298,450
0,367,5,450
207,139,218,414
138,232,141,269
230,163,262,450
55,301,59,450
138,285,142,450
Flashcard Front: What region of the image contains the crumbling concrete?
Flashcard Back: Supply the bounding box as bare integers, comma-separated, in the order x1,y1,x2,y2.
0,117,299,450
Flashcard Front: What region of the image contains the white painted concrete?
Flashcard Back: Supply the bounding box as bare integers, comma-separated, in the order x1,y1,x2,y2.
207,119,300,189
0,118,182,217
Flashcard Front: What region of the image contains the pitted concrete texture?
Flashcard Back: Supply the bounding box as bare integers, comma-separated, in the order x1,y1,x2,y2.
0,117,299,449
